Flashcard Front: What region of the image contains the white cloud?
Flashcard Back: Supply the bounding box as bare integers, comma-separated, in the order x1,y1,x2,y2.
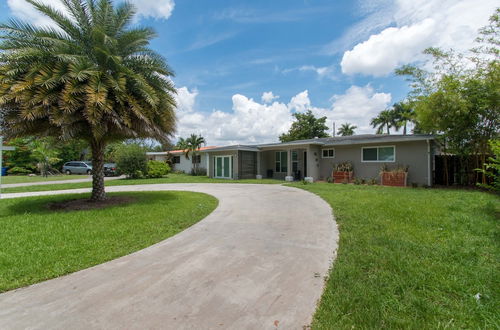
288,90,311,112
7,0,67,27
128,0,175,20
6,0,175,27
174,85,392,145
339,0,498,76
341,19,436,76
261,91,279,103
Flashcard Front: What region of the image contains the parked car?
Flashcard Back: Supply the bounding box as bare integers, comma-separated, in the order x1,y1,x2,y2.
62,161,92,175
104,163,118,176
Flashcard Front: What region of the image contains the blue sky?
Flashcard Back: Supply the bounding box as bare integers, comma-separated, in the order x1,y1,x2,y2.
0,0,497,145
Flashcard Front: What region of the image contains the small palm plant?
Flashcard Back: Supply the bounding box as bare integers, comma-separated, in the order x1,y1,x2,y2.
0,0,177,201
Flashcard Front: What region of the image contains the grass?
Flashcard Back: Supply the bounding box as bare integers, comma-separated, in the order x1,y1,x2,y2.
0,191,218,292
1,174,82,184
1,173,282,193
288,182,499,329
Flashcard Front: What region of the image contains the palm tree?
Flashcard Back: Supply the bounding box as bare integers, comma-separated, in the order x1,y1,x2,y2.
186,134,206,174
0,0,176,201
392,101,415,135
370,110,397,134
337,123,357,136
175,137,190,159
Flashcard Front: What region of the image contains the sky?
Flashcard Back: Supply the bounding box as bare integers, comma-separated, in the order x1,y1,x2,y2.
0,0,497,146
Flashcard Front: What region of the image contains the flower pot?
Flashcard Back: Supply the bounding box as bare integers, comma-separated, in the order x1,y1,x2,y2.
332,171,353,183
380,171,408,187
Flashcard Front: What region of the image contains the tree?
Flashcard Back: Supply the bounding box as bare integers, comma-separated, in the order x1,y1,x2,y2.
392,101,415,135
31,138,61,177
0,0,176,201
115,143,147,179
280,110,330,142
175,137,190,159
337,123,357,136
395,9,500,185
185,134,206,174
370,110,397,134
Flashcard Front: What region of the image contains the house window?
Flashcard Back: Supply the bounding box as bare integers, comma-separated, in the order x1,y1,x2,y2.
192,155,201,164
172,156,181,164
362,146,395,162
322,149,335,158
292,151,298,173
275,151,288,173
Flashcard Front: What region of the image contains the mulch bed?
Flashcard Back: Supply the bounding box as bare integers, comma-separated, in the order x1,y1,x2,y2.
47,196,137,212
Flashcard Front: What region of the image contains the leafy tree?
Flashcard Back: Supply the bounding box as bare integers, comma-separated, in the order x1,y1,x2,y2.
476,139,500,191
370,109,397,134
337,123,357,136
395,9,500,184
0,0,176,201
175,137,190,159
115,143,147,179
2,137,36,172
280,110,330,142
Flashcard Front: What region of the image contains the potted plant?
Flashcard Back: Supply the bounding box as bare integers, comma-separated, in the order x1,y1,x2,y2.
380,164,409,187
332,162,353,183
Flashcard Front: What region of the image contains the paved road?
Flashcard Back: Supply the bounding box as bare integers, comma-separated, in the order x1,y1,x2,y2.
1,175,123,188
0,184,338,330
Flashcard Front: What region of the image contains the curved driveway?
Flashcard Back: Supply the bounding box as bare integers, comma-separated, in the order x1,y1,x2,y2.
0,184,338,330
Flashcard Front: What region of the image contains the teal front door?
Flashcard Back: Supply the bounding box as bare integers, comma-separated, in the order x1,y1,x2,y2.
215,156,231,178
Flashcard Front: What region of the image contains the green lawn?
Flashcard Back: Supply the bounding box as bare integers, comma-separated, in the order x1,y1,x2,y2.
1,173,282,193
1,174,82,184
289,183,499,329
0,191,218,292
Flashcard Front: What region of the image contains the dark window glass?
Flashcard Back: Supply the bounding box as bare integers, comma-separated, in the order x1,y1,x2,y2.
363,148,378,161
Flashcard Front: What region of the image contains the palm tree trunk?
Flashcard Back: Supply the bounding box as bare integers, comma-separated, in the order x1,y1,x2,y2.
90,140,106,201
403,123,407,135
386,125,390,135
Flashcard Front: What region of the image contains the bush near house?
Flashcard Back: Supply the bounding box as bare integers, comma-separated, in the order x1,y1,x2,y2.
146,161,170,178
115,144,148,179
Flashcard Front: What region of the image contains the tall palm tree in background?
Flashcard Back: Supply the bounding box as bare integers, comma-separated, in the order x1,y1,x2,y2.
370,110,397,134
337,123,357,136
0,0,176,201
186,134,206,174
175,137,190,159
392,101,415,135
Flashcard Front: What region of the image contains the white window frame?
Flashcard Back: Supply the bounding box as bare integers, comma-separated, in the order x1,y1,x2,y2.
275,151,288,173
361,145,396,163
321,148,335,158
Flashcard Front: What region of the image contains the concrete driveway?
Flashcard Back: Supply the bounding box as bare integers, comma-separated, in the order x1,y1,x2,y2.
0,184,338,330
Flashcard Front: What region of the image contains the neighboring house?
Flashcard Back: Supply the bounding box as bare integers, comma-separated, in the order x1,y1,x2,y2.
147,146,217,173
202,134,436,186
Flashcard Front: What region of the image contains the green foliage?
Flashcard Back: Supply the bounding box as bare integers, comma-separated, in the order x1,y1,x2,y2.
7,166,32,175
0,0,177,200
292,183,499,328
280,110,330,142
337,123,357,136
0,191,217,292
395,9,499,161
115,144,147,179
2,138,36,171
146,160,170,178
176,134,206,174
370,109,398,134
477,139,500,191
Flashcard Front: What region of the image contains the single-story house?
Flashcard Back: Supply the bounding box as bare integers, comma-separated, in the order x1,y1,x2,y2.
202,134,436,186
147,146,217,173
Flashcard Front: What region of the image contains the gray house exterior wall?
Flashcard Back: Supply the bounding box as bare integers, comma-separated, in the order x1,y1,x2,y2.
203,135,435,185
318,140,433,185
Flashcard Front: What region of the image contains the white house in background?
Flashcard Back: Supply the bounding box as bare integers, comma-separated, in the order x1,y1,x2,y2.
146,146,217,174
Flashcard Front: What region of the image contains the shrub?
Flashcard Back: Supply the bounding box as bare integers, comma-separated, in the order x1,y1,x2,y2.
353,178,362,185
326,176,333,183
7,166,32,175
191,167,207,176
115,144,147,179
147,161,170,178
368,178,378,185
476,139,500,191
